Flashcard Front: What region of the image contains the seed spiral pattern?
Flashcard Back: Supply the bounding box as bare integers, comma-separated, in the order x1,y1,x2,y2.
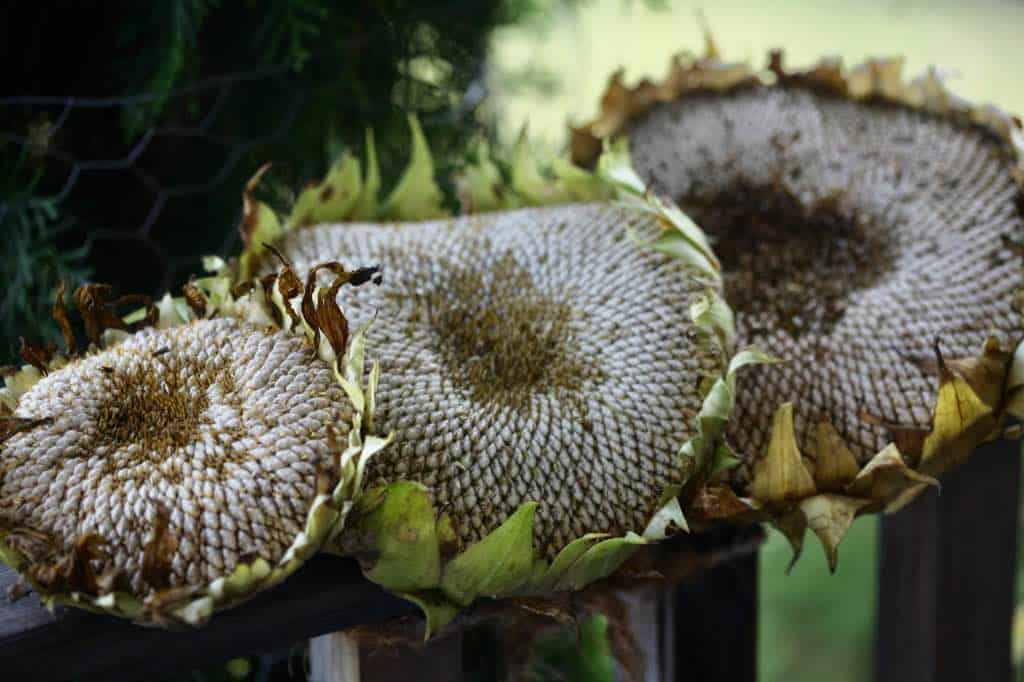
628,87,1024,463
0,317,347,596
272,203,722,556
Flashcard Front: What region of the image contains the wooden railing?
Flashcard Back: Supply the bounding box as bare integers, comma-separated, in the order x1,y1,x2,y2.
0,439,1018,681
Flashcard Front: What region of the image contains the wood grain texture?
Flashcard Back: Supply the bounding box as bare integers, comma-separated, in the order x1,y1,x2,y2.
876,438,1021,682
0,555,414,682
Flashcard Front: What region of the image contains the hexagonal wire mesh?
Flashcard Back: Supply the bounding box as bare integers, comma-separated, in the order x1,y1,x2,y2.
0,0,509,364
0,67,308,362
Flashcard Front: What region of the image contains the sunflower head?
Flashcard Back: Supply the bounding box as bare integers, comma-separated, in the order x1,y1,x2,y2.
574,42,1024,569
0,261,386,625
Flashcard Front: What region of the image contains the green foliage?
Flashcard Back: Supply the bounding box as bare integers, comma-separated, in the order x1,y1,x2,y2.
524,615,615,682
117,1,221,136
252,0,329,70
759,516,878,682
0,145,90,365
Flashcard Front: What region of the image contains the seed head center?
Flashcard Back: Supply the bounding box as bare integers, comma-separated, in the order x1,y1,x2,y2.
683,182,896,338
95,358,219,458
400,250,598,407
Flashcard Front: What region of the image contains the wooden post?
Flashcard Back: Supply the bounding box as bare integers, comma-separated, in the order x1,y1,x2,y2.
673,551,759,681
876,438,1021,682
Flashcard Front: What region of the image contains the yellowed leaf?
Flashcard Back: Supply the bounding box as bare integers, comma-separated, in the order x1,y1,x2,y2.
846,444,938,510
812,418,860,493
750,403,816,504
799,494,871,573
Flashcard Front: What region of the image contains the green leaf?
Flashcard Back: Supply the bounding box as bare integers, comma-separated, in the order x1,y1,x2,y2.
350,128,381,220
454,139,507,213
538,533,609,592
440,501,537,606
510,126,564,205
381,114,447,220
400,590,460,640
289,153,362,226
558,532,646,592
351,481,441,592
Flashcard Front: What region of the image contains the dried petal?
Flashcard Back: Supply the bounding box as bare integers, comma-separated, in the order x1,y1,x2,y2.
53,281,76,355
141,506,177,591
812,417,861,492
845,444,938,509
772,507,807,574
799,494,871,573
0,416,52,445
182,280,208,319
18,338,54,376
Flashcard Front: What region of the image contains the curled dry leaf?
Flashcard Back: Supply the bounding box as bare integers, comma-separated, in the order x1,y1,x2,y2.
73,284,157,345
141,506,178,592
53,281,76,355
18,338,55,376
181,281,208,319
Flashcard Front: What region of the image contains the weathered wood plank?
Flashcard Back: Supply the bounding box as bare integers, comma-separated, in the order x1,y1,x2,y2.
876,438,1021,682
0,555,415,682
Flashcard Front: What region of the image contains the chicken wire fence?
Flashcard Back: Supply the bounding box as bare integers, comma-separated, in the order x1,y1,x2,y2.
0,67,308,361
0,0,511,364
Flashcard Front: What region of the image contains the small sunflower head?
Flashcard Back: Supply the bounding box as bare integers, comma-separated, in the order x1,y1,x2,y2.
0,257,391,625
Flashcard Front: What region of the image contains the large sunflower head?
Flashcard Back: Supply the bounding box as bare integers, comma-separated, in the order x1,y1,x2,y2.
572,44,1024,567
236,141,766,633
273,203,719,555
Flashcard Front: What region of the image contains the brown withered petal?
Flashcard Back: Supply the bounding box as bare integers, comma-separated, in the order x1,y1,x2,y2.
300,262,381,356
18,338,55,376
181,281,208,319
0,416,52,445
240,163,273,248
264,246,303,328
315,277,350,359
53,281,76,354
141,506,178,591
73,284,158,345
260,273,283,327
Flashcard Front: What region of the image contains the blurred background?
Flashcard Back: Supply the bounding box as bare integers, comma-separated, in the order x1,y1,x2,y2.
2,1,1023,680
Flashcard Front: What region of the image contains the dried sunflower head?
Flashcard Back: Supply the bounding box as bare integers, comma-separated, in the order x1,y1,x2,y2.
573,44,1024,568
243,144,765,633
0,265,386,625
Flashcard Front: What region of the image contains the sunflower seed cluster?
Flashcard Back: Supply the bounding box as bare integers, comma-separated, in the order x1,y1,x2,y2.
629,87,1024,462
0,317,347,595
273,204,721,556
